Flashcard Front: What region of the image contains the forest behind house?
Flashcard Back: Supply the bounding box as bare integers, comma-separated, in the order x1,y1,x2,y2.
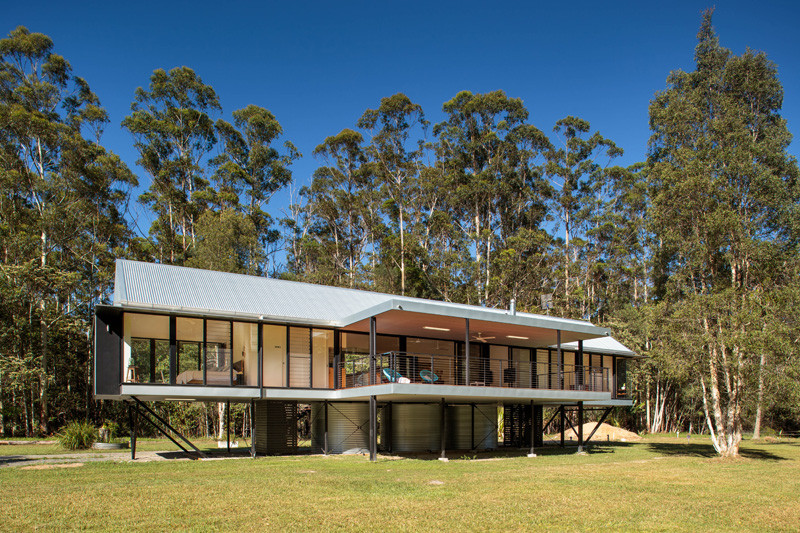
1,11,799,457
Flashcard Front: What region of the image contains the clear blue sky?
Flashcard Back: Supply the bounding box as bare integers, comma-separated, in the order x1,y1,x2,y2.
6,0,800,242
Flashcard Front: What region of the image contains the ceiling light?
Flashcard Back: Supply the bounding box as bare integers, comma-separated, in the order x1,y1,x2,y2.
423,326,450,332
507,335,529,340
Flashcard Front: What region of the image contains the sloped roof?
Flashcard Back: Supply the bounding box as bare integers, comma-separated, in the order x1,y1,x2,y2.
112,260,610,338
550,336,640,357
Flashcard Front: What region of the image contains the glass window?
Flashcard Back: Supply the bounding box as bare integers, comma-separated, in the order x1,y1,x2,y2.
512,348,530,387
205,320,232,386
128,337,170,383
176,317,203,383
233,322,258,386
563,351,576,390
603,355,613,393
341,333,398,355
263,324,286,387
289,327,311,387
616,358,628,397
312,329,334,388
123,313,169,383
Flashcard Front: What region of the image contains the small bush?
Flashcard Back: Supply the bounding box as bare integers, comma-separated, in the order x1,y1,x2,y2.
58,421,97,450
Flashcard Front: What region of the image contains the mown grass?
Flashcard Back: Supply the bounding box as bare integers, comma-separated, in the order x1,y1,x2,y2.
1,436,799,531
0,437,232,456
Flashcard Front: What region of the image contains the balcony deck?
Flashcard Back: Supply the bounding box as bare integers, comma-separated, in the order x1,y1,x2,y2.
108,350,629,406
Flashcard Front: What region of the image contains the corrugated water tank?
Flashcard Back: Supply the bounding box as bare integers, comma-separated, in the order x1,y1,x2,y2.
447,404,497,450
311,402,369,454
387,403,441,452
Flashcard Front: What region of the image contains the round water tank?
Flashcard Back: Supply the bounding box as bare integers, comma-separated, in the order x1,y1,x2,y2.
388,403,441,453
447,404,497,450
311,402,369,454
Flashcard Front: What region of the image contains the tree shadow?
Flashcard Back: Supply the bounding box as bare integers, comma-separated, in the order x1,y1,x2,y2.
0,456,31,467
647,441,786,461
383,442,634,461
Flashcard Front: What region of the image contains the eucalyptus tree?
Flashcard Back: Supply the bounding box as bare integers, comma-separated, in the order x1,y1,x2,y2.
357,93,427,296
434,90,546,306
298,129,377,287
545,116,622,318
589,162,650,319
647,10,799,456
122,67,220,264
211,105,299,275
0,27,136,434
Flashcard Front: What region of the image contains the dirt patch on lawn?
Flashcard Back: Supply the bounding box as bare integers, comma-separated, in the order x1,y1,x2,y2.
562,423,642,442
20,462,85,470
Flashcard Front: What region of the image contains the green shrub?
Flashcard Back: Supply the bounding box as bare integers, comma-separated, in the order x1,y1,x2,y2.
58,421,97,450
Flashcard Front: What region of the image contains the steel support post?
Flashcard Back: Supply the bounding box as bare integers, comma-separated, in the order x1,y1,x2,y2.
250,399,256,458
257,324,263,390
128,401,137,460
464,318,470,386
528,400,536,457
556,330,563,390
369,395,377,461
470,403,475,451
577,401,584,453
226,400,231,454
386,402,393,453
560,405,566,447
323,400,329,455
369,317,376,385
440,398,447,460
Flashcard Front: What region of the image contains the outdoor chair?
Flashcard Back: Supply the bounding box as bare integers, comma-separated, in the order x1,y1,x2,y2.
420,369,439,383
382,368,404,383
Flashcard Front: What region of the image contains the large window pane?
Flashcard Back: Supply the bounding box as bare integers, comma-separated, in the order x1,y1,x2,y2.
205,320,232,386
176,317,203,383
129,338,169,383
616,358,628,397
289,327,310,387
563,351,576,390
312,329,333,388
233,322,258,386
263,324,286,387
123,313,169,383
512,348,530,388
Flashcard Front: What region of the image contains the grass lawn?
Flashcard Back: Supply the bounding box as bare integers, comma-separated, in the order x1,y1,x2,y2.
0,437,230,457
1,436,799,531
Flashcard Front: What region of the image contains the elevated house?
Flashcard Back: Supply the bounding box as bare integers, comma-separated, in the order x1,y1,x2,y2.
94,260,637,459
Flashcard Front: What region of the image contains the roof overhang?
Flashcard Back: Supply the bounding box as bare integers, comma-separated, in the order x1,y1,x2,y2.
341,299,609,347
107,302,340,328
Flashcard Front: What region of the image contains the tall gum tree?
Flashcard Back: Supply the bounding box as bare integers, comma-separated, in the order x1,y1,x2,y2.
211,104,299,275
298,129,376,287
0,27,136,434
647,10,800,456
357,93,427,296
434,90,533,306
122,67,220,264
545,116,622,318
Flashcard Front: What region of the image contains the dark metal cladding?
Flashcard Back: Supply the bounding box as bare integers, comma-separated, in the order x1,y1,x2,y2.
94,306,123,396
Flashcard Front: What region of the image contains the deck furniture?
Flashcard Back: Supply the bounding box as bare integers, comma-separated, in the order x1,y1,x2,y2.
420,369,439,383
382,368,404,383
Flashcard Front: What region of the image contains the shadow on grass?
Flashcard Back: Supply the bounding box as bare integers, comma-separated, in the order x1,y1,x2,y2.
383,442,635,461
0,456,31,467
647,441,786,461
153,448,253,460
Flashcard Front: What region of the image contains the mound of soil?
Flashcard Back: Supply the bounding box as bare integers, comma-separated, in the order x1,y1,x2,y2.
561,423,641,442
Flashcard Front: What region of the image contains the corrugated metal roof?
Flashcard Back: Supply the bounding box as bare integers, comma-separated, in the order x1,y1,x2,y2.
112,259,610,336
550,336,640,357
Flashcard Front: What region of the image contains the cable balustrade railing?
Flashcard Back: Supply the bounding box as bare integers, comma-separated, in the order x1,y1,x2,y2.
335,351,610,393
